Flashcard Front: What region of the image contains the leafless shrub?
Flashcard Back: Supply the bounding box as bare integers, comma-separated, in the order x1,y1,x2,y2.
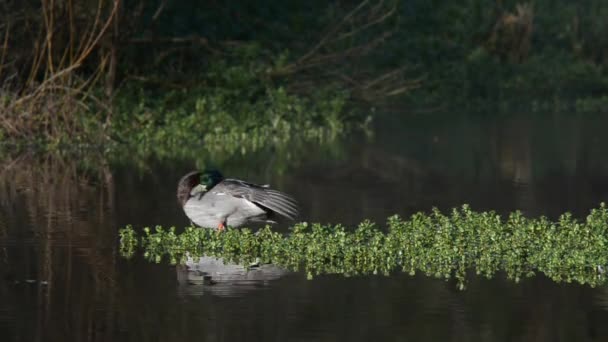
0,0,119,142
272,0,421,101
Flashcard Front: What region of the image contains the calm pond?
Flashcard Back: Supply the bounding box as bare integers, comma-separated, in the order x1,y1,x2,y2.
2,110,608,341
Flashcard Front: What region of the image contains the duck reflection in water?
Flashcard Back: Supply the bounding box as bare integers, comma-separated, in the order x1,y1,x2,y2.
176,256,289,297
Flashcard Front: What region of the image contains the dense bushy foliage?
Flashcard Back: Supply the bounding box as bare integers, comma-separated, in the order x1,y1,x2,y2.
3,0,608,150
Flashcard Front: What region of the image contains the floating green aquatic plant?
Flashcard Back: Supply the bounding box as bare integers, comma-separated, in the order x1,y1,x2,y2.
119,204,608,289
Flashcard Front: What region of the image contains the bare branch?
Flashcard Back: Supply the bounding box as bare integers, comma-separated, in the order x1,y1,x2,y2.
332,4,396,43
295,0,371,65
152,0,168,21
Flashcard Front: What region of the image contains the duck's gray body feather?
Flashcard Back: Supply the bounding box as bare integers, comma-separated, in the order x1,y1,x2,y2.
181,177,298,229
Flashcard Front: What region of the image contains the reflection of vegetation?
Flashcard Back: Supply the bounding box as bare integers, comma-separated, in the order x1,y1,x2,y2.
120,204,608,289
0,153,117,281
0,153,118,341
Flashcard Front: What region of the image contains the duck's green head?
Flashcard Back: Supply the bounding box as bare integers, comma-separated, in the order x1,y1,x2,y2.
177,170,224,206
196,169,223,192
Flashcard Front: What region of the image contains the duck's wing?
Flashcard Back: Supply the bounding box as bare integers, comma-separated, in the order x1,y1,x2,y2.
213,179,299,220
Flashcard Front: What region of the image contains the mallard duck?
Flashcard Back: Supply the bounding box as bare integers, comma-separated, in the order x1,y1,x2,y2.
176,170,298,230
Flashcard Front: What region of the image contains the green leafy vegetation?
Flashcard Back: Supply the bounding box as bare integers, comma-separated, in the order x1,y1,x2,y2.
119,204,608,290
111,53,354,161
397,1,608,108
3,0,608,155
0,0,400,153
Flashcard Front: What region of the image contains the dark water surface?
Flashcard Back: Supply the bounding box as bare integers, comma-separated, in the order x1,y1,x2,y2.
2,111,608,341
